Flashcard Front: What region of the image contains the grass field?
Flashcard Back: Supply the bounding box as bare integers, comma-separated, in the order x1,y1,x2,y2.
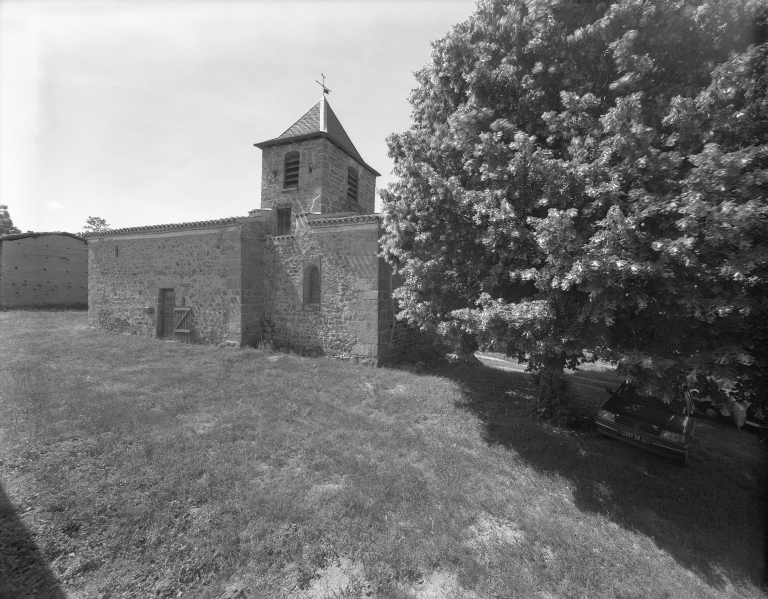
1,310,766,599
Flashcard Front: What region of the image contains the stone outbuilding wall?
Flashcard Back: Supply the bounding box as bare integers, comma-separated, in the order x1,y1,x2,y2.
0,232,87,308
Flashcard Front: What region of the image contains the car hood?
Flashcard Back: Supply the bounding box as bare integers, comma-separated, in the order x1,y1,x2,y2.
602,396,684,431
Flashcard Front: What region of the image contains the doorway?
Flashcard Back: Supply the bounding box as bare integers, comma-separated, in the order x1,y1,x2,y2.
159,288,175,339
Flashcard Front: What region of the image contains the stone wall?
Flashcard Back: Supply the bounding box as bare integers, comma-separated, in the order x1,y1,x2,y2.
239,218,268,345
260,138,376,220
375,270,432,364
87,224,250,344
0,234,87,307
261,218,384,363
319,139,376,215
260,140,325,218
386,318,430,364
84,214,424,365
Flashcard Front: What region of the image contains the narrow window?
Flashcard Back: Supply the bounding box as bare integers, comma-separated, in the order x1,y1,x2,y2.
309,267,320,304
304,264,321,309
284,151,300,189
347,167,358,205
276,207,292,236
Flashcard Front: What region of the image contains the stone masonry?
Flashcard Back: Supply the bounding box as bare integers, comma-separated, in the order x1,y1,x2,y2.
261,214,390,361
87,220,248,343
86,96,420,364
260,138,376,218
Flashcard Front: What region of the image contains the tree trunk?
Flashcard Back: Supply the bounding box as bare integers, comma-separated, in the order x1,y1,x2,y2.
453,332,482,366
535,354,572,420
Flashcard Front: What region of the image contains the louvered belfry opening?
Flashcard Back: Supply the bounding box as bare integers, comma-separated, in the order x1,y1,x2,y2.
347,167,358,205
284,151,300,189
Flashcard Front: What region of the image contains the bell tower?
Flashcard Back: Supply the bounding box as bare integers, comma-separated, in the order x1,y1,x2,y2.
254,96,380,225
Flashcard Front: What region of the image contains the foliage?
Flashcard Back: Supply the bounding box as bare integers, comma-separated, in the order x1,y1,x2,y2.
0,205,21,236
381,0,768,415
83,216,110,233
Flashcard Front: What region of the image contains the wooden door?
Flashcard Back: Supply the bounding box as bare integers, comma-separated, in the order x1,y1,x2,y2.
174,307,191,343
160,289,175,338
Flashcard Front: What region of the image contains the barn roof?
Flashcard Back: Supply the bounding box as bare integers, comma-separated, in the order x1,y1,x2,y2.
82,217,245,238
254,97,380,176
0,231,85,243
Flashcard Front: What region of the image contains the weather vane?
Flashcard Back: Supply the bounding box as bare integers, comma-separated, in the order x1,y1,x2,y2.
315,73,331,95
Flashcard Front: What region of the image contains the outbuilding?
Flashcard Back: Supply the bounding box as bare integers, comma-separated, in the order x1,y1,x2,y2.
0,232,88,308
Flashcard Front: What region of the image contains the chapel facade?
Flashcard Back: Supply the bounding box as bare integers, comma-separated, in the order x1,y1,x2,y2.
85,98,415,364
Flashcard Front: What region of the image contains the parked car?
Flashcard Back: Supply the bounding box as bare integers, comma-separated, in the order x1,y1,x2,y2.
690,391,767,432
595,382,696,465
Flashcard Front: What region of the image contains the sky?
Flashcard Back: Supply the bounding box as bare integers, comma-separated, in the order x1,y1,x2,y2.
0,0,476,234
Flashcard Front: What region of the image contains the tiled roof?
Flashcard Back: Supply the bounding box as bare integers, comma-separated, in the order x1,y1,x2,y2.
277,102,321,139
82,217,245,238
255,98,380,176
308,214,381,226
324,101,364,166
0,231,85,242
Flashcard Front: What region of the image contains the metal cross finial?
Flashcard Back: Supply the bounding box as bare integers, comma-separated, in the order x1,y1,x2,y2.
315,73,331,95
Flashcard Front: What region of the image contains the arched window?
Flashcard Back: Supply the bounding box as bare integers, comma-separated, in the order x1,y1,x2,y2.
304,264,321,309
284,151,300,189
346,167,358,205
309,267,320,303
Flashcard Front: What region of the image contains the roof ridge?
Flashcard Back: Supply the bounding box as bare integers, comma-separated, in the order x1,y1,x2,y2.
82,216,246,238
323,98,365,165
0,231,85,242
308,213,381,225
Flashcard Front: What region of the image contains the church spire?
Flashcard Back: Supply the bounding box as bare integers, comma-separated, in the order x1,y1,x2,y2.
254,86,380,177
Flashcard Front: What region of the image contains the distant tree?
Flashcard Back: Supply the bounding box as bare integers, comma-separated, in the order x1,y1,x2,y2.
381,0,767,418
83,216,110,233
0,205,21,236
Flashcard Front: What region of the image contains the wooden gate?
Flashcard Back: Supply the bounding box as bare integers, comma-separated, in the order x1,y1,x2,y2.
174,308,191,343
159,289,175,339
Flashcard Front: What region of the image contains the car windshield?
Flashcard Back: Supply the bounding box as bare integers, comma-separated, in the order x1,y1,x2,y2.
617,385,686,414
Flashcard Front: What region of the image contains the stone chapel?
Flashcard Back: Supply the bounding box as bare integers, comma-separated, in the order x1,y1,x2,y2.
86,97,416,364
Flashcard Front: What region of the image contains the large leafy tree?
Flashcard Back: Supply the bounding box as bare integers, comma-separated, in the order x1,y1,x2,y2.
382,0,768,416
0,205,21,236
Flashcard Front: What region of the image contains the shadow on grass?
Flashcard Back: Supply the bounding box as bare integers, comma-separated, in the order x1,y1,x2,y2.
0,482,66,598
434,362,768,591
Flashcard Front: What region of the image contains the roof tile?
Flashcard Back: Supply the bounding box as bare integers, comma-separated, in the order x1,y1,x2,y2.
256,98,379,175
0,231,85,242
82,217,245,238
277,102,321,139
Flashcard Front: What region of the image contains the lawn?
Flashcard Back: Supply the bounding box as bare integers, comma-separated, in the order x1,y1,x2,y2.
1,310,766,599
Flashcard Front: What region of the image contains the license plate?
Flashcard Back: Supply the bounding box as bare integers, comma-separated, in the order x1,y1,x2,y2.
620,430,649,444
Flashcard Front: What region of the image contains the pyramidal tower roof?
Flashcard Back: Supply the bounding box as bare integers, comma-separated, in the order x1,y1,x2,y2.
255,97,380,176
